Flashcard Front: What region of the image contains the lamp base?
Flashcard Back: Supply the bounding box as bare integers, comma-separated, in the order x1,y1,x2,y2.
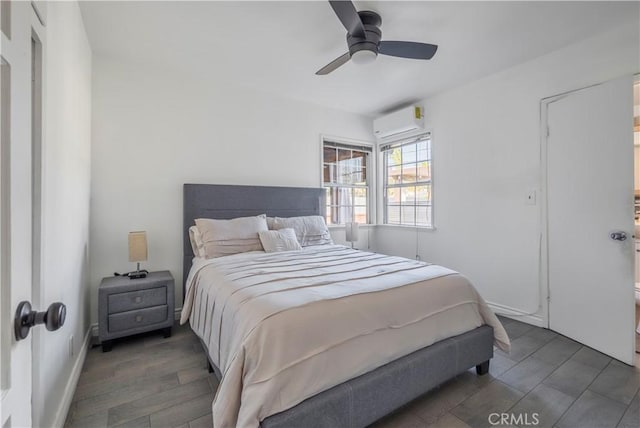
128,263,149,279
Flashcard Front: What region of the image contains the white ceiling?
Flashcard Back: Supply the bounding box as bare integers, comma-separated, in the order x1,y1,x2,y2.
79,1,638,116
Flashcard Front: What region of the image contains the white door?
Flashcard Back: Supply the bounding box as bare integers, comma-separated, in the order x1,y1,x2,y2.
546,76,635,364
1,1,38,426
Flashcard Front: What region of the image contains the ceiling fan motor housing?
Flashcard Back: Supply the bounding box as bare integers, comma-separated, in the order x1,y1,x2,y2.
317,2,438,75
347,10,382,57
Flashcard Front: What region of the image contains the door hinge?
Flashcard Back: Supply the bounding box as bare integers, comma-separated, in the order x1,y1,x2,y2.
546,126,550,138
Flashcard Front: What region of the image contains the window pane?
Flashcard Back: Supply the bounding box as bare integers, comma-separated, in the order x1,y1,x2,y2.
401,163,417,183
354,187,367,204
333,149,368,185
387,148,401,166
323,163,336,184
337,148,351,161
387,166,401,185
401,186,416,204
417,161,430,182
415,185,431,205
336,163,348,184
335,149,351,184
401,205,416,225
338,187,353,224
417,141,430,162
402,143,416,164
352,150,366,164
336,186,352,204
323,146,337,163
354,206,367,224
416,206,431,226
386,188,400,204
387,205,401,224
353,166,366,185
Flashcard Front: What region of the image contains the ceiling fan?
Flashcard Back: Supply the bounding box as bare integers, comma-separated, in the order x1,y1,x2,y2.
316,0,438,75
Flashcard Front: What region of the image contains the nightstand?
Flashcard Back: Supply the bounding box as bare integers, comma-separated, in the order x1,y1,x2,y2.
98,270,175,352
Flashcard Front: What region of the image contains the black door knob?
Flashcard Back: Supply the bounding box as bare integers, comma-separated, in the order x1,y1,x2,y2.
14,301,66,341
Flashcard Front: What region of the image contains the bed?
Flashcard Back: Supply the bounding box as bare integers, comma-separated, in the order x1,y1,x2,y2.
181,184,510,428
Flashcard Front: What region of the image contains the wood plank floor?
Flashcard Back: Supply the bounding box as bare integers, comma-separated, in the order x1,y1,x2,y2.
65,317,640,428
65,322,217,428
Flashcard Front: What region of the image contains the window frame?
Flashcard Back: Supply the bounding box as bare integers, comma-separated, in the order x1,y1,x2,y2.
381,133,434,228
320,135,375,226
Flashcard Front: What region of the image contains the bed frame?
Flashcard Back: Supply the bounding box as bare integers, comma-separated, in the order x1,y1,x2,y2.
182,183,493,428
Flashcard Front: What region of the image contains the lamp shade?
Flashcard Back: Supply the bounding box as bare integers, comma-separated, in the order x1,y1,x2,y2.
345,222,359,243
128,231,148,262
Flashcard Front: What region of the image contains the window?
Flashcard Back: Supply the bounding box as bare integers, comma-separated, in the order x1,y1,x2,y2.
322,140,371,225
382,134,432,227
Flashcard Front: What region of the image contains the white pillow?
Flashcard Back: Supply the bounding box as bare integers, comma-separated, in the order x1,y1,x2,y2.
258,229,302,253
271,216,333,247
195,214,268,258
188,226,206,258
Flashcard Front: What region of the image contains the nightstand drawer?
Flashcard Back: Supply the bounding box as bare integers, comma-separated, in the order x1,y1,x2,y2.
108,286,167,314
108,305,168,332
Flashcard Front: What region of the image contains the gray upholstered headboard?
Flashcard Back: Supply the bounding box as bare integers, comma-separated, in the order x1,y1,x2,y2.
183,184,325,296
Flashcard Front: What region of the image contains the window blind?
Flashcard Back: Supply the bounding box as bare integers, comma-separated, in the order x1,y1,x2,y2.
324,141,373,153
380,132,431,152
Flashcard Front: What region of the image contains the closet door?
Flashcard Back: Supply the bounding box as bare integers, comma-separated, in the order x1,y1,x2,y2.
546,76,635,364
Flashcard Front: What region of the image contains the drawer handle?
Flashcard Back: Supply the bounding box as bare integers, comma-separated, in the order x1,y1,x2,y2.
135,315,143,323
135,296,142,304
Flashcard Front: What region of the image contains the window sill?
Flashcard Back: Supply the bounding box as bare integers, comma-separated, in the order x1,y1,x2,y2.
328,224,376,229
375,224,437,232
328,224,435,232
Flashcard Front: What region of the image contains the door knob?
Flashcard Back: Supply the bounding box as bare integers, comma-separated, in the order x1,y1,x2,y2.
610,231,627,241
14,301,66,341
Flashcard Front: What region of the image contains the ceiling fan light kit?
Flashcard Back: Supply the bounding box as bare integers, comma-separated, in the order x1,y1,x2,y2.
351,49,377,65
317,0,438,75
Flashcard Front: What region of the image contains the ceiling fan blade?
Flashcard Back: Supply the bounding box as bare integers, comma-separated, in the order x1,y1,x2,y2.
379,41,438,60
329,0,366,39
316,52,351,75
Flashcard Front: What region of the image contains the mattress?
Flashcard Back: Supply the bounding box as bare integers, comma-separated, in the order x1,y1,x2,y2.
180,245,510,428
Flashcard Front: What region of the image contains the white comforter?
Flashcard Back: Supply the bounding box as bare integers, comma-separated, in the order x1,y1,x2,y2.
180,245,510,428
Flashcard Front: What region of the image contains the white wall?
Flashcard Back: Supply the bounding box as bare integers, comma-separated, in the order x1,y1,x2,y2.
90,57,373,322
374,22,640,324
32,1,93,426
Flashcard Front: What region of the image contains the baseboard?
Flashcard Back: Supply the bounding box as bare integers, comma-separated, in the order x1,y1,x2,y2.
487,301,545,328
52,326,91,428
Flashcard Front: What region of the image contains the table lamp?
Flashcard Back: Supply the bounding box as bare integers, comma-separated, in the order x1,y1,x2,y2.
128,231,148,279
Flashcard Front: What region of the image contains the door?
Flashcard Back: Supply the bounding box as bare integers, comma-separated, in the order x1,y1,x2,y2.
546,76,635,364
1,1,36,426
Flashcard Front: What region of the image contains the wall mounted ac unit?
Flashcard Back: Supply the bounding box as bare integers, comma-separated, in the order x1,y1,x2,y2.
373,105,425,140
